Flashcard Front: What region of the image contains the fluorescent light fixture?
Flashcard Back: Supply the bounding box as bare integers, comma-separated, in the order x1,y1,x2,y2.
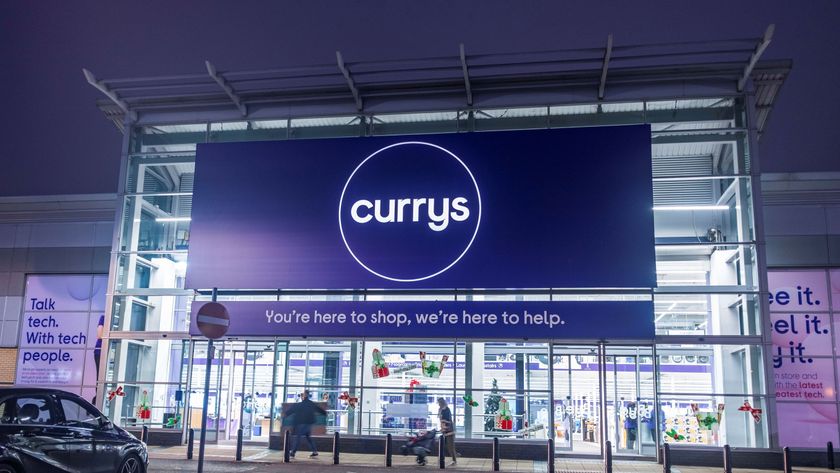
655,310,709,315
655,303,678,323
653,205,729,211
656,279,707,284
155,217,191,223
656,270,708,274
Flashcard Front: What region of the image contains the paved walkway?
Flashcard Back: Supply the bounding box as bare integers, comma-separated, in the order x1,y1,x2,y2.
147,444,836,473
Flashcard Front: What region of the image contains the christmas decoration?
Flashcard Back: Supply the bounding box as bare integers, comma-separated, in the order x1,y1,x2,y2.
108,386,125,403
408,379,422,392
495,397,513,430
420,351,448,378
339,391,358,411
165,414,181,428
463,394,479,408
371,348,390,378
738,401,762,423
665,428,685,441
137,390,151,420
690,403,724,431
484,378,502,432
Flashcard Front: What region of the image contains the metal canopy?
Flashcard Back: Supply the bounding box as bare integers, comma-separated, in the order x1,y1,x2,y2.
459,43,473,106
598,34,613,100
86,26,789,138
205,60,247,117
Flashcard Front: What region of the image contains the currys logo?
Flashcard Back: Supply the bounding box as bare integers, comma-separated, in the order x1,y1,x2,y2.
339,142,481,282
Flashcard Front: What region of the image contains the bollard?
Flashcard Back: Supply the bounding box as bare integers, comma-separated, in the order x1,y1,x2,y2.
547,438,555,473
141,425,149,443
663,443,671,473
492,437,500,471
187,428,194,459
723,444,732,473
236,428,243,461
385,433,392,467
829,441,836,470
439,434,446,469
333,431,340,465
283,429,292,463
605,440,613,473
783,446,792,473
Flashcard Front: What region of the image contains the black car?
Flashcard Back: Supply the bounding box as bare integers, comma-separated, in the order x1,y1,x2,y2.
0,388,148,473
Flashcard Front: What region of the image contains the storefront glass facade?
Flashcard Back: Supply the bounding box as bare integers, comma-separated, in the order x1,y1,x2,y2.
99,97,771,455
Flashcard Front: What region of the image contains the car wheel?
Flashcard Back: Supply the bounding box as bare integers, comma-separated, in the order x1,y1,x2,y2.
0,464,18,473
117,455,143,473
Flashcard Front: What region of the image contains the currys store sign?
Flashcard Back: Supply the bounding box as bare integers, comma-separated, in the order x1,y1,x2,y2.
186,126,655,290
339,141,481,282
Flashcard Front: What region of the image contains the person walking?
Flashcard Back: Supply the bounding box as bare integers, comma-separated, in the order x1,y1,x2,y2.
437,397,457,466
287,389,327,458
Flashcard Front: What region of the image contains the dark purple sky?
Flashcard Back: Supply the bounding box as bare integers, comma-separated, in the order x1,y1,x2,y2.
1,1,837,196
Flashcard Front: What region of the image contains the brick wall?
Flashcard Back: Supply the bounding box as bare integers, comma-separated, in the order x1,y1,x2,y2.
0,347,17,384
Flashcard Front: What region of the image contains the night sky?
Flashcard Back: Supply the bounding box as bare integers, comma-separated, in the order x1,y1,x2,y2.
1,1,838,196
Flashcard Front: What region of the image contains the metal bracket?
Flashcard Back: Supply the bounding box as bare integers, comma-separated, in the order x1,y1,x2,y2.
737,24,775,92
598,34,613,100
82,68,138,122
460,43,473,106
336,51,363,111
205,60,247,117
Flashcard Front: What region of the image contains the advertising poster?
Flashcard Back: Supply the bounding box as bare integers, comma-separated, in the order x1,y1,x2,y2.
832,269,840,312
768,270,838,447
16,275,107,398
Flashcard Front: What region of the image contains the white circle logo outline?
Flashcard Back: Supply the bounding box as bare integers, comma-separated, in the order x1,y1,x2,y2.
338,141,482,283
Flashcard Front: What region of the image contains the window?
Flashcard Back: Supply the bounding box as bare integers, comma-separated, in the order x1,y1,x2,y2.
0,399,11,424
59,398,102,429
14,397,53,425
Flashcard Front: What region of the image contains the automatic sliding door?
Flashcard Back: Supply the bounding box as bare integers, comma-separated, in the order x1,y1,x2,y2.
552,345,602,455
238,342,274,443
604,346,656,457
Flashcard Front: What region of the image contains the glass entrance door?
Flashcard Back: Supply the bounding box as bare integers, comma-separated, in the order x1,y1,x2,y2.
187,340,276,444
604,346,657,457
226,342,275,443
552,345,602,455
552,344,658,458
233,342,275,442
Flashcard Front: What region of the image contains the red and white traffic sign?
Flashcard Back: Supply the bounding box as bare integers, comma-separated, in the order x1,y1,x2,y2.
195,302,229,339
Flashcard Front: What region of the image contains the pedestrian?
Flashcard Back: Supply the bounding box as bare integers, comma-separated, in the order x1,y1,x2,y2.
624,402,637,450
437,397,457,466
287,389,326,458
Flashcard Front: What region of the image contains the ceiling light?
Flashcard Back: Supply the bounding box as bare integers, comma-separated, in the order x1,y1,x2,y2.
653,205,729,211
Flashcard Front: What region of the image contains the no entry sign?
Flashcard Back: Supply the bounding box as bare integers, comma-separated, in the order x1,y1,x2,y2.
195,302,229,339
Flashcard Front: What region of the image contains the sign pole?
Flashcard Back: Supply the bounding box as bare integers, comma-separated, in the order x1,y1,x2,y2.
197,287,218,473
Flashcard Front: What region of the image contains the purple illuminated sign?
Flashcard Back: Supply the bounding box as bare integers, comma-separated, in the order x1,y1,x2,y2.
185,126,654,290
189,300,655,340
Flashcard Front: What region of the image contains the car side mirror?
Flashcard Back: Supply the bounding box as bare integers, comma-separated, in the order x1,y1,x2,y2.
100,420,114,431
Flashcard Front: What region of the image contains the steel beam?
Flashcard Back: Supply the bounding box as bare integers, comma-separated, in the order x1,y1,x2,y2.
336,51,363,111
205,61,247,117
82,68,138,122
460,43,473,106
737,24,775,92
598,34,613,100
